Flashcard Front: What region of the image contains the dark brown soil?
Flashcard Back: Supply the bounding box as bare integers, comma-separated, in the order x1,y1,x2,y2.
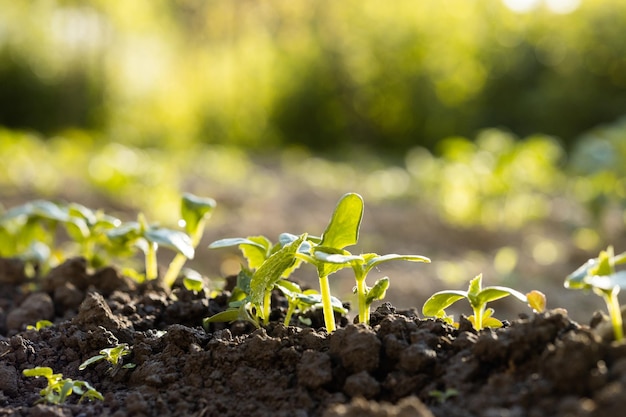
1,256,625,417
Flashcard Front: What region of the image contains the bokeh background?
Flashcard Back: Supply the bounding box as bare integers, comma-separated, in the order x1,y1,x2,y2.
2,0,626,323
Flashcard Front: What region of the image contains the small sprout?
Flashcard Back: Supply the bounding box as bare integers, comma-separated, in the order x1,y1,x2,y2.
79,343,135,375
163,193,216,288
429,388,459,404
423,274,543,331
107,213,194,281
26,320,54,331
565,246,626,341
23,366,103,404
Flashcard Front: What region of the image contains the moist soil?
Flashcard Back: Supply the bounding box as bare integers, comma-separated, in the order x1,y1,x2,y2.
1,257,625,417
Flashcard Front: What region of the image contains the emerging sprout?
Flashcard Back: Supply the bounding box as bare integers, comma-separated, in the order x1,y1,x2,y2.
422,274,546,330
23,367,103,404
79,343,135,375
565,246,626,341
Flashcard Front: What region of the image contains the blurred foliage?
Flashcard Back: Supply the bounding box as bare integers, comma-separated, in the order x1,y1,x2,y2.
0,0,625,152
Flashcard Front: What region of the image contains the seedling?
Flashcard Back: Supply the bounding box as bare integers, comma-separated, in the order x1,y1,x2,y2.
429,388,459,404
349,253,430,325
23,367,103,404
565,246,626,341
26,320,54,331
422,274,546,330
106,213,194,281
79,343,135,375
162,193,216,288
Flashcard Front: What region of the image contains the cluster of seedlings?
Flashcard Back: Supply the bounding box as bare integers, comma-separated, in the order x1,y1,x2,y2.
3,191,625,405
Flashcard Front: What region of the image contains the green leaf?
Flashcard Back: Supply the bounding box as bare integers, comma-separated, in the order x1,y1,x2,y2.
422,291,467,317
106,222,141,246
320,193,363,250
144,228,194,259
585,271,626,291
182,269,204,292
565,258,597,290
79,355,105,371
365,277,390,305
240,236,273,269
180,193,216,235
363,253,431,275
250,234,305,305
23,367,54,378
474,287,521,307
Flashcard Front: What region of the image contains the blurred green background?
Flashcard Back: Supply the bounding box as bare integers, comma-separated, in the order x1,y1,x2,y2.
2,0,626,321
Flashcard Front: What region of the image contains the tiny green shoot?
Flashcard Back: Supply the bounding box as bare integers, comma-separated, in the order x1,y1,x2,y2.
26,320,54,331
23,366,103,404
275,280,347,326
79,343,135,375
565,246,626,341
106,213,194,281
422,274,546,330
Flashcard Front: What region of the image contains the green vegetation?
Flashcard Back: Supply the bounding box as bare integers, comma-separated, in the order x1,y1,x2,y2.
26,320,54,331
422,274,546,330
565,247,626,341
23,367,103,404
208,193,429,331
79,343,135,375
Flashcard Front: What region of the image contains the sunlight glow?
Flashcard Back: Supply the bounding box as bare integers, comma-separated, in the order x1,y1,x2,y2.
503,0,581,14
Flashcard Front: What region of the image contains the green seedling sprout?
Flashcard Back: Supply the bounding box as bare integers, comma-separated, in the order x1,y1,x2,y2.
106,213,194,281
295,193,364,332
565,246,626,341
422,274,546,330
79,343,135,375
23,367,103,404
26,320,54,331
349,253,430,325
163,193,216,288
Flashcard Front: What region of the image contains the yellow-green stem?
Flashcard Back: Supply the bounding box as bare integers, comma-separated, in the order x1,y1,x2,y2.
262,290,272,326
284,302,296,326
357,279,368,325
472,305,484,331
319,275,336,332
145,242,158,280
605,291,624,341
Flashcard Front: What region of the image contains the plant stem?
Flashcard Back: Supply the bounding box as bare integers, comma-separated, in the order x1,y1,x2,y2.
319,275,336,332
284,301,296,326
145,241,158,280
604,290,623,341
262,290,272,326
356,278,368,325
472,305,484,331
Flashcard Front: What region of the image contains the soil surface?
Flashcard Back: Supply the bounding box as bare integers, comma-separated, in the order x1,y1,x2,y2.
1,256,625,417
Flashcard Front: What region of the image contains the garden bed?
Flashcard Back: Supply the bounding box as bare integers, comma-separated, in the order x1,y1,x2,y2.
0,256,624,417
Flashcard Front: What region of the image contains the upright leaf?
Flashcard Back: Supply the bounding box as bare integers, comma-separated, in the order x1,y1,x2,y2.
250,234,306,305
320,193,363,250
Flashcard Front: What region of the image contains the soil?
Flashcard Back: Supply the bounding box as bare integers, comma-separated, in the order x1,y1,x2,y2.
1,256,625,417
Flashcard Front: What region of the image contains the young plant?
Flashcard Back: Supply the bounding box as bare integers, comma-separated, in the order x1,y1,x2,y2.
26,320,54,331
349,253,430,325
162,193,216,288
295,193,365,332
565,246,626,341
422,274,546,330
23,367,103,404
106,213,194,281
79,343,135,375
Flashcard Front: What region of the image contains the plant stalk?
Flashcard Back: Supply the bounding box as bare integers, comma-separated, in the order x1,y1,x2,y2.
145,241,158,280
284,301,296,326
604,290,624,341
319,275,336,332
356,278,368,325
472,305,484,331
262,290,272,326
